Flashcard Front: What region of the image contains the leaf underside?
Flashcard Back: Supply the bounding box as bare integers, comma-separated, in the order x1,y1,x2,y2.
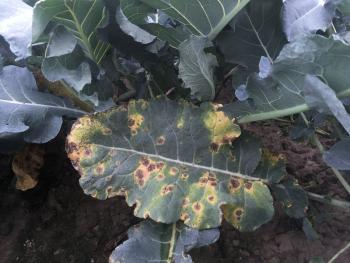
67,98,280,231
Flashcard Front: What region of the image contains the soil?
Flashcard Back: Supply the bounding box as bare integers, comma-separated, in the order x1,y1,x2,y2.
0,121,349,263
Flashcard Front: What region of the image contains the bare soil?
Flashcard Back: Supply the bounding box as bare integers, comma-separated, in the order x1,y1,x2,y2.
0,121,349,263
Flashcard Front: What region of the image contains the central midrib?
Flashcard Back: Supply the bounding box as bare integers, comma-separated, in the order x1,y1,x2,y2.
95,144,263,181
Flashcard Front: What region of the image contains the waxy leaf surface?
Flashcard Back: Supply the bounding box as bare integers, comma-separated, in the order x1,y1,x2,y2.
110,220,219,263
67,98,277,231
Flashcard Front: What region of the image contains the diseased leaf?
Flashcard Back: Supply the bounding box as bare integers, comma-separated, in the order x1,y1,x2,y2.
271,178,308,219
323,138,350,170
66,98,279,231
0,65,85,153
303,75,350,135
110,220,219,263
283,0,340,41
0,0,32,59
32,0,110,64
178,36,218,101
217,0,286,71
253,150,286,184
223,36,350,123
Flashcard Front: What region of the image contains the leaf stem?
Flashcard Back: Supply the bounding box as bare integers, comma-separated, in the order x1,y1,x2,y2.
300,113,350,195
328,241,350,263
307,192,350,209
167,223,177,263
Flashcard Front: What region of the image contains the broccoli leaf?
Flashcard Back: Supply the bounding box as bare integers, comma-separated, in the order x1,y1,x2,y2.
110,220,219,263
66,98,283,231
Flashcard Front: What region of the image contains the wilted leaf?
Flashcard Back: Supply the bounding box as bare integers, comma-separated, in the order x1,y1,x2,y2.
303,75,350,134
178,36,218,101
0,0,32,59
32,0,110,64
67,98,279,231
271,178,308,219
283,0,340,41
323,138,350,170
217,0,286,71
0,65,85,153
223,36,350,123
12,144,44,191
110,220,219,263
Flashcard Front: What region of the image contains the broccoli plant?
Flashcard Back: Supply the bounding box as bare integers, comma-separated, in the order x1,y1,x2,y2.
1,0,350,262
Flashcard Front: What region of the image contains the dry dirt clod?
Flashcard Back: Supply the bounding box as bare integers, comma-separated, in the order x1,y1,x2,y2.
12,144,45,191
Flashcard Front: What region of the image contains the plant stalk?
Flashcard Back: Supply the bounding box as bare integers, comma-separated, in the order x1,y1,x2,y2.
328,241,350,263
307,192,350,209
300,113,350,195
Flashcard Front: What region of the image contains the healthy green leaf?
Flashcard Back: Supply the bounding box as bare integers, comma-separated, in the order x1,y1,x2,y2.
67,98,278,231
323,138,350,170
339,0,350,16
32,0,110,64
0,0,32,59
0,65,85,153
110,220,219,263
217,0,286,71
178,36,218,101
303,75,350,135
223,36,350,123
283,0,340,41
120,0,250,47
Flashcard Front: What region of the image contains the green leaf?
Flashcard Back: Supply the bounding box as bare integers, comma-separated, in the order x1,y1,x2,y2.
271,178,308,219
110,220,219,263
223,36,350,123
120,0,250,47
66,98,278,231
217,0,286,71
32,0,110,64
302,218,319,241
178,36,218,101
339,0,350,16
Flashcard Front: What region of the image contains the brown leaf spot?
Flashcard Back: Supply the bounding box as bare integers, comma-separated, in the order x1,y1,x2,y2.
141,157,150,166
84,148,92,157
245,182,253,190
235,209,243,217
157,173,165,181
156,162,165,170
207,195,216,204
156,136,166,145
192,202,203,213
210,143,219,152
229,178,241,190
182,198,190,208
147,163,156,172
95,164,105,175
160,184,175,196
181,173,189,181
170,167,179,176
102,127,112,135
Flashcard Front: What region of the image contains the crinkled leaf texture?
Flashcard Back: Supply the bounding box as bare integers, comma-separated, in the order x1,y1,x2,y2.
283,0,340,41
179,36,218,101
0,66,85,153
110,220,219,263
66,98,283,231
324,138,350,170
217,0,286,72
120,0,250,47
0,0,32,59
32,0,110,64
223,36,350,123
